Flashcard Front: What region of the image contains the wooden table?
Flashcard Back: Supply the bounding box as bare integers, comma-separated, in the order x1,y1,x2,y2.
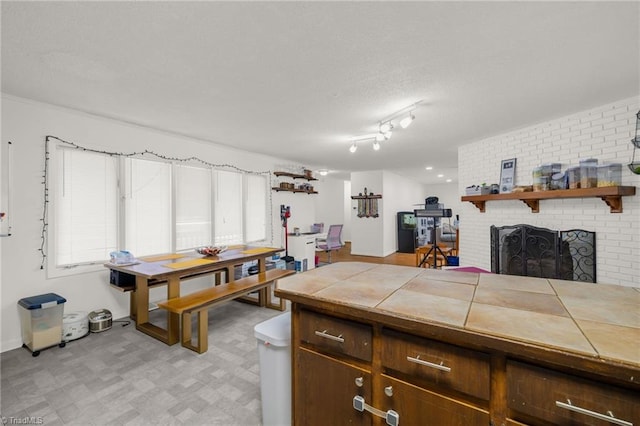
105,245,284,345
415,244,452,268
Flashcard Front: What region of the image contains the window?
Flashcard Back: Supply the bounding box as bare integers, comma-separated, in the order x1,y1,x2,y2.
214,170,243,245
175,164,212,250
49,143,270,276
245,174,267,242
123,158,171,257
53,147,118,268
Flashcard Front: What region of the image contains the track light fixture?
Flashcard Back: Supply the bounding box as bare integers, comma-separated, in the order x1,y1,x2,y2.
347,100,422,153
400,113,415,129
379,122,393,134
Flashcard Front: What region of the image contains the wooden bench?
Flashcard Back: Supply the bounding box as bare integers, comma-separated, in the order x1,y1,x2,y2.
156,268,296,353
110,268,230,321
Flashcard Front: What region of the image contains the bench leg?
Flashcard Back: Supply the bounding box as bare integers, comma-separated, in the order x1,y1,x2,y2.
265,282,286,311
181,310,209,354
182,312,192,348
197,310,208,353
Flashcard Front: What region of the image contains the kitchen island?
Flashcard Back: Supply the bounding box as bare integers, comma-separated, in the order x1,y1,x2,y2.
275,262,639,426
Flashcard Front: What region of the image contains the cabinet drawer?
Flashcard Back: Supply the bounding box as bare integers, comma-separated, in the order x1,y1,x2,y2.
380,329,490,400
299,309,372,362
507,360,640,426
380,374,490,426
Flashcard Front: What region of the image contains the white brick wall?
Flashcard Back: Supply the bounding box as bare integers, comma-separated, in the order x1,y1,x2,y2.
459,97,640,287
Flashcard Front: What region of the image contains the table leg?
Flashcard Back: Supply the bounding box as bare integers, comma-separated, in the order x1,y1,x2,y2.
166,276,180,345
257,257,267,307
135,276,149,325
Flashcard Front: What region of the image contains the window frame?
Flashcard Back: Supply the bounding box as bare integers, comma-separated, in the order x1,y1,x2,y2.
46,147,270,278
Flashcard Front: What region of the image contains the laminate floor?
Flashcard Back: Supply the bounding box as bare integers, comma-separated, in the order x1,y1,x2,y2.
1,245,415,425
1,302,280,426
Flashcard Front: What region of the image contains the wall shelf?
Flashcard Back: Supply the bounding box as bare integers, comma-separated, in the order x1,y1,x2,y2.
271,187,318,194
272,171,318,194
461,186,636,213
273,171,317,181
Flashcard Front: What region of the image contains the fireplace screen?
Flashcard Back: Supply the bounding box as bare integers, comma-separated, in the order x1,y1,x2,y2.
490,224,596,283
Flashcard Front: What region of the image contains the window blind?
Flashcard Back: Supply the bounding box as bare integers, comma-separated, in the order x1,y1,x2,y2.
54,147,118,265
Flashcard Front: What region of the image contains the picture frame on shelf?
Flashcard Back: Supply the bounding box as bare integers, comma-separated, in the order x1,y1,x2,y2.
499,158,516,193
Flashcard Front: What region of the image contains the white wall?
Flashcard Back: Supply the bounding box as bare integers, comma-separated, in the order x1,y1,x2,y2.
350,171,384,256
458,97,640,287
0,95,317,352
313,176,348,239
350,170,427,256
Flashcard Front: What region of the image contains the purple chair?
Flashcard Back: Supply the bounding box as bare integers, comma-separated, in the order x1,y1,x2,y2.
315,224,344,263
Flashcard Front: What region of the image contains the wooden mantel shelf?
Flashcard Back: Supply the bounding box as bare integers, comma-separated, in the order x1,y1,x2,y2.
461,186,636,213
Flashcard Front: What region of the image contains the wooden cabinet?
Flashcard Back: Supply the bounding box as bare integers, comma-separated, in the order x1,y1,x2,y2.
295,309,373,425
294,308,492,425
506,361,639,426
291,306,640,426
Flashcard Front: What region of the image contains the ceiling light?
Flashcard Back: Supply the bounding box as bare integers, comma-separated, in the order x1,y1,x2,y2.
425,166,433,170
400,113,415,129
319,170,328,176
437,174,444,178
379,122,393,133
446,179,452,182
347,101,422,155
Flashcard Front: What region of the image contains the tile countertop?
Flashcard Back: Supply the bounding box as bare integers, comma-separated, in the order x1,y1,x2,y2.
276,262,640,368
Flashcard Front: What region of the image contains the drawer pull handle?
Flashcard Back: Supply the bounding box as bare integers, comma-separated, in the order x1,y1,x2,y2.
314,329,344,343
353,395,400,426
555,399,633,426
355,377,364,387
406,355,451,373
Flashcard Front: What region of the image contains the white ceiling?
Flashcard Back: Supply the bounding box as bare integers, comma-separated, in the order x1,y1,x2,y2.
2,1,638,184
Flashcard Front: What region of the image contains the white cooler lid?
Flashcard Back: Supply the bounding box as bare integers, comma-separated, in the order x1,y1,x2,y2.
254,312,291,347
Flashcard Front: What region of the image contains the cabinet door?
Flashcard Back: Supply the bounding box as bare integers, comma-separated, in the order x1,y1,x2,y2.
295,347,372,426
380,374,490,426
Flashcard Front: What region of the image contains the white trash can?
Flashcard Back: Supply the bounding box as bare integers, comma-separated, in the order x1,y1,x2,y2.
254,312,291,426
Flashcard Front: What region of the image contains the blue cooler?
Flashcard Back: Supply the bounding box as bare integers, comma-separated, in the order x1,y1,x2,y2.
18,293,67,356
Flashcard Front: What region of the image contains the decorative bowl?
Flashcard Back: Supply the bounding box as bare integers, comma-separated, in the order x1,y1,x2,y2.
196,246,228,256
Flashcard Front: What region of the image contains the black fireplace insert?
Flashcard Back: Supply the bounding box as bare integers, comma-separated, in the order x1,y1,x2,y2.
490,224,596,283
